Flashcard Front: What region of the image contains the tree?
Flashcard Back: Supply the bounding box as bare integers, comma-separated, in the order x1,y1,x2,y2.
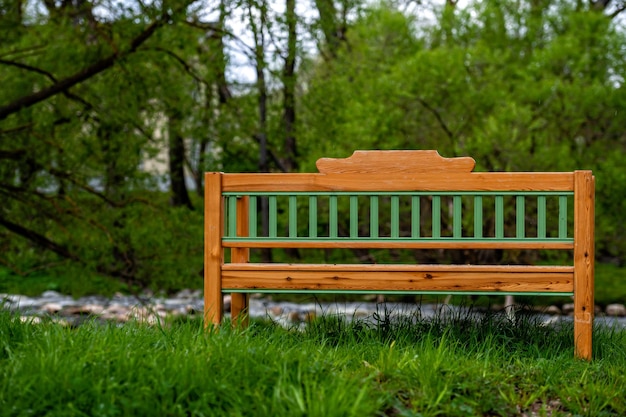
0,0,220,290
299,0,626,264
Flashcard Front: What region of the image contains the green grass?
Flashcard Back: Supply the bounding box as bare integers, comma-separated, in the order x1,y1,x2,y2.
1,308,625,416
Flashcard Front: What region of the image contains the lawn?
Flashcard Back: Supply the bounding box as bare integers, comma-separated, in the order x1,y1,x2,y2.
1,308,625,416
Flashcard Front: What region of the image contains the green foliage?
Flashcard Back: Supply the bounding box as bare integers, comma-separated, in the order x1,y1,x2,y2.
2,0,626,293
1,194,204,294
300,0,626,264
0,266,126,297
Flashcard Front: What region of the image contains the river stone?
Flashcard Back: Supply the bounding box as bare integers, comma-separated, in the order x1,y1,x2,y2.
605,304,626,317
562,303,575,315
41,290,63,298
41,302,63,314
544,305,561,315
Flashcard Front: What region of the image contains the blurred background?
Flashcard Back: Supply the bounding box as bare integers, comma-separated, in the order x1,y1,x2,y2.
1,0,625,306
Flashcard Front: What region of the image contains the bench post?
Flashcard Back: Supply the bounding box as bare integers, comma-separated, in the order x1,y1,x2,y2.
573,170,595,360
204,172,224,326
231,196,250,326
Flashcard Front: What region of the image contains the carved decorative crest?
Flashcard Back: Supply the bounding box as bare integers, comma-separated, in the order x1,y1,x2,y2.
316,150,476,174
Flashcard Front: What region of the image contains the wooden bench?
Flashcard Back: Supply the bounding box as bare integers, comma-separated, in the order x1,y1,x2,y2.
204,150,595,360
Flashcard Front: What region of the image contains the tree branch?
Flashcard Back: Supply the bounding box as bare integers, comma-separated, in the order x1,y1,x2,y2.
0,19,165,122
0,149,27,159
609,3,626,18
0,58,58,81
0,214,81,262
143,46,209,85
416,97,455,142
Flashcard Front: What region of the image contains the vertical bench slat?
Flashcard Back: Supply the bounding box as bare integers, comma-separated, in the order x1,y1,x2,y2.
453,195,462,238
231,196,250,326
269,196,278,237
370,196,379,238
350,196,358,238
391,195,400,238
330,195,338,238
495,195,504,238
537,196,546,239
309,196,317,238
411,196,420,238
249,196,257,237
289,195,297,238
559,195,568,238
228,196,238,238
474,195,483,238
432,196,441,238
516,195,525,239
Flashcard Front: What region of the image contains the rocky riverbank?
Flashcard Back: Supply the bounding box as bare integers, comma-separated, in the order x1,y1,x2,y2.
2,290,626,328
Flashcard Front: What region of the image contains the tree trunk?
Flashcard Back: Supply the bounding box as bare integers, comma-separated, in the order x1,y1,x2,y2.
168,112,193,210
282,0,298,172
248,0,271,261
314,0,341,57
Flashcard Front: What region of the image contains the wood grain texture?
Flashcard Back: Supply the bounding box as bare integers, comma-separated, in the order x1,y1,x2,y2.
230,196,250,327
574,171,595,360
204,172,223,326
316,150,476,174
221,172,575,192
221,264,574,293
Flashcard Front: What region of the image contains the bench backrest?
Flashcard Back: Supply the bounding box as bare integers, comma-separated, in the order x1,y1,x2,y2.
204,150,595,359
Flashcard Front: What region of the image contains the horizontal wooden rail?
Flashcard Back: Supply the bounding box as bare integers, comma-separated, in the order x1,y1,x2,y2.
222,173,575,192
222,191,575,196
221,263,574,293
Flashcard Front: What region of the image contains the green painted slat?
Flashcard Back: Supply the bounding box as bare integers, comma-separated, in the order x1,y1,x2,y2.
350,196,358,238
559,196,568,239
329,195,338,238
370,196,379,238
495,196,504,239
228,196,237,237
249,196,257,237
411,196,420,238
474,196,483,238
269,196,278,238
224,191,574,197
309,196,317,238
289,195,297,238
453,195,462,238
224,289,574,296
391,195,400,238
537,196,547,239
432,196,441,238
516,195,525,239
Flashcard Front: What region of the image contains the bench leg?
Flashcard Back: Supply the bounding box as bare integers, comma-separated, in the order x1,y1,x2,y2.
231,293,249,327
574,296,594,361
573,171,594,360
204,287,223,327
205,171,224,328
574,306,593,361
